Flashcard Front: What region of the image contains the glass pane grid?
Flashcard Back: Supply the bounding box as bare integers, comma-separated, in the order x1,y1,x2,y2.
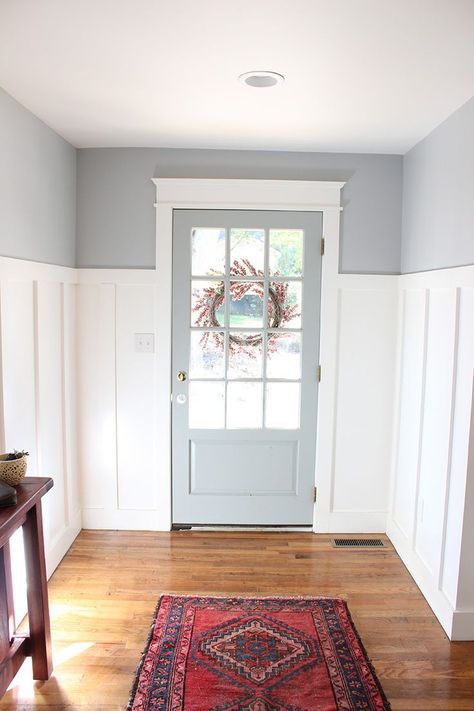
188,223,304,430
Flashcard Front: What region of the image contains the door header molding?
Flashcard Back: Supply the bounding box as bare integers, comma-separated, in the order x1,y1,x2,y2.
152,178,345,211
152,178,345,531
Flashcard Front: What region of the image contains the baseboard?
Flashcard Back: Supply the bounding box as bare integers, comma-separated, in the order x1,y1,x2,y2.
45,508,82,579
451,609,474,641
315,511,387,533
81,508,170,531
386,518,456,639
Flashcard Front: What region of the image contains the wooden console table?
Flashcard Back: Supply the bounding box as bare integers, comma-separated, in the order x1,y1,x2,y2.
0,477,53,697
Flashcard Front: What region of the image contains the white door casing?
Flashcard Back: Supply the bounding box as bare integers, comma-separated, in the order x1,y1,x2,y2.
153,178,344,531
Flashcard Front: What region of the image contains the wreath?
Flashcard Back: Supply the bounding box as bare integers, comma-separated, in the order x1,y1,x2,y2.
193,259,299,354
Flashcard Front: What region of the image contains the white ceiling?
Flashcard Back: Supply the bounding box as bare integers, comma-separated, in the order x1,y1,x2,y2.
0,0,473,153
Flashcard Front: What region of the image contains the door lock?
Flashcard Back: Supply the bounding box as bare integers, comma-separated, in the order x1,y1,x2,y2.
177,370,187,382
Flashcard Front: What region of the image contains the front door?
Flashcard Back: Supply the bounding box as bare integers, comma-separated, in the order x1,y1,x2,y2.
172,209,322,525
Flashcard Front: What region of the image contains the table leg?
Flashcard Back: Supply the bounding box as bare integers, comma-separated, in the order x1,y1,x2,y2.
2,541,15,640
22,500,52,680
0,545,11,661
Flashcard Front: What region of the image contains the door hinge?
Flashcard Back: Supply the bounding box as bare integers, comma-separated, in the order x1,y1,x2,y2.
320,237,325,256
313,486,318,503
317,364,321,382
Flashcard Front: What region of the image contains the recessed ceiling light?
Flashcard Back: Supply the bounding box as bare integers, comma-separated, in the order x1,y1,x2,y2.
238,71,285,88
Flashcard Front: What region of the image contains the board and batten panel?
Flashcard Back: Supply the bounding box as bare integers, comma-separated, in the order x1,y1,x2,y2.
392,289,427,540
77,273,161,529
0,280,38,474
63,283,81,525
116,284,158,511
414,288,458,578
34,277,81,573
441,287,474,607
36,281,67,547
387,266,474,639
76,283,118,519
330,281,398,530
0,258,81,600
0,279,38,622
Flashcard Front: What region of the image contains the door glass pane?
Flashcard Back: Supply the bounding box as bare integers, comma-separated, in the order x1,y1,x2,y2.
187,221,306,433
189,382,225,428
192,228,226,276
269,229,304,276
230,229,265,274
267,333,301,379
265,383,300,429
268,281,302,329
227,382,263,429
191,280,225,327
228,333,263,379
190,331,224,378
230,281,264,328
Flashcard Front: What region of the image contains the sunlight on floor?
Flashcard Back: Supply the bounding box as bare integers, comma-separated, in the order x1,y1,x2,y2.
53,641,94,667
5,641,93,708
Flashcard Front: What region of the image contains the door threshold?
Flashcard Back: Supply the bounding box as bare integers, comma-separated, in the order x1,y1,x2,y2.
173,525,314,532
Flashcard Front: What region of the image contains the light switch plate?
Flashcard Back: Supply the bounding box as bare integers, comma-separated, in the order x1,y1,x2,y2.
134,333,155,353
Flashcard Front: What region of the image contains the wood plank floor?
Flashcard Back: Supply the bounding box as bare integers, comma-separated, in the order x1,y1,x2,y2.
1,530,474,710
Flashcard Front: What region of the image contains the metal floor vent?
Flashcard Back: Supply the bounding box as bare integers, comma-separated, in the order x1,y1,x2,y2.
331,538,386,548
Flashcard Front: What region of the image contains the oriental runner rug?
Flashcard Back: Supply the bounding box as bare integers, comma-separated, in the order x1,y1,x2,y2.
128,595,390,711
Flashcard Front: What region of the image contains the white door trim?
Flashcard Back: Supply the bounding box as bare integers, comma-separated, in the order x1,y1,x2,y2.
152,178,345,531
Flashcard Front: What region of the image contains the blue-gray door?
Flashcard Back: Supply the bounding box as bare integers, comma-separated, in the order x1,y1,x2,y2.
172,210,322,525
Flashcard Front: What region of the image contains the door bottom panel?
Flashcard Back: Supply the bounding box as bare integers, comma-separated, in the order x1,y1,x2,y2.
190,439,298,495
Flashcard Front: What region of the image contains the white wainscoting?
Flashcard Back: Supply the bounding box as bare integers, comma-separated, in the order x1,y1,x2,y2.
76,269,399,534
0,257,81,585
315,275,399,532
2,255,473,640
387,265,474,640
77,270,163,529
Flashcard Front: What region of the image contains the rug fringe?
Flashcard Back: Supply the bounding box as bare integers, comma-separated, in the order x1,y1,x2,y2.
341,600,393,710
153,592,349,602
126,595,165,711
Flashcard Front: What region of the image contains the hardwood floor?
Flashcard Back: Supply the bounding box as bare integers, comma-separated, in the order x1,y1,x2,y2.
1,530,474,710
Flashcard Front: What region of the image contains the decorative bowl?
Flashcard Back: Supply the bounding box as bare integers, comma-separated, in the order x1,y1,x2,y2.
0,454,28,486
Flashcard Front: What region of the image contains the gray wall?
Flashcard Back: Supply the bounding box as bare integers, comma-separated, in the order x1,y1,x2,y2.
0,88,76,267
401,96,474,273
76,148,403,273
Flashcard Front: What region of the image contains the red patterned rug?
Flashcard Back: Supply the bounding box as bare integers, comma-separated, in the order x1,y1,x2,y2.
128,595,390,710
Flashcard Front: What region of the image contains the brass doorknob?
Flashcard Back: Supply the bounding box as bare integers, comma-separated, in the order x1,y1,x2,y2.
177,371,187,382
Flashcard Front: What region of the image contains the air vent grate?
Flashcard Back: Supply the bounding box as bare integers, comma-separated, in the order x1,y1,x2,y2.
331,538,385,548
